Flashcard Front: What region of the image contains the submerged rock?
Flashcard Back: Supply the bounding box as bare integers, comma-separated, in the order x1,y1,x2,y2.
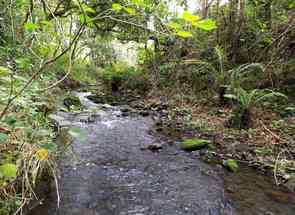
120,105,133,113
141,143,163,152
180,138,211,151
139,110,150,116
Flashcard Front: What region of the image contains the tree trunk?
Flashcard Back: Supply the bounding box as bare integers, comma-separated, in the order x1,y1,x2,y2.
228,0,239,63
264,1,272,29
202,0,209,18
216,0,220,44
218,85,227,105
230,107,252,129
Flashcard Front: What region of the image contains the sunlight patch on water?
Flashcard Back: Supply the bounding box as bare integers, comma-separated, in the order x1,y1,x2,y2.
101,120,118,128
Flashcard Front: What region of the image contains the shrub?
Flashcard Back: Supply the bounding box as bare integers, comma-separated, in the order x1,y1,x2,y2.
99,63,149,92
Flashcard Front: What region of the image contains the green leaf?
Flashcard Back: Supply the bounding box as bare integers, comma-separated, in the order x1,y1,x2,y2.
83,5,96,14
131,0,146,8
182,11,199,22
112,3,123,11
0,163,17,178
0,133,8,143
167,22,181,30
40,20,52,26
24,22,37,31
124,7,136,15
193,19,217,31
79,15,93,26
15,57,31,69
4,116,17,126
0,66,12,76
176,31,193,38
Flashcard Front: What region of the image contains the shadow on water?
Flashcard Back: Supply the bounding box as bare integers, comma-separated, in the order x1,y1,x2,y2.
27,93,295,215
223,165,295,215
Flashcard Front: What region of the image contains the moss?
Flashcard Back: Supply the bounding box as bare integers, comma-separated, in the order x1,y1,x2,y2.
180,138,211,151
223,159,239,172
63,95,82,111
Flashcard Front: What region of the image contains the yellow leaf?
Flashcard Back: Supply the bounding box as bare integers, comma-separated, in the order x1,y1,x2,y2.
182,11,199,23
176,31,193,38
36,148,49,161
0,66,12,76
167,22,181,30
124,7,136,15
192,19,217,31
112,3,122,11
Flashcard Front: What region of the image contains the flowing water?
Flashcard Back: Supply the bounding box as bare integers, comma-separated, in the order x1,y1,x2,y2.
28,93,295,215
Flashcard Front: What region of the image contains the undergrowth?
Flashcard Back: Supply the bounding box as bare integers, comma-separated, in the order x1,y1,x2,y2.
0,76,60,214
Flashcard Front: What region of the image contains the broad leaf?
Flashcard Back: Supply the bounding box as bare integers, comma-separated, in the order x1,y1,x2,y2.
124,7,136,15
193,19,217,31
83,5,96,14
0,133,8,143
40,20,52,26
24,22,37,31
79,15,93,26
0,163,17,178
112,3,123,11
182,11,199,22
131,0,146,8
15,57,31,69
176,31,193,38
167,22,181,30
0,66,12,76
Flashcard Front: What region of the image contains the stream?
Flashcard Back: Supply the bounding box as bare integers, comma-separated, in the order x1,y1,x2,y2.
28,92,295,215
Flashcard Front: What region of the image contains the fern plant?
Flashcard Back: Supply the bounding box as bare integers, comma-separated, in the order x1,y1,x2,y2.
229,63,265,90
186,46,227,104
189,47,264,105
225,88,287,129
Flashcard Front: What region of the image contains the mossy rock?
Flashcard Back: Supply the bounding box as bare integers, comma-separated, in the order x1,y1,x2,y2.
223,159,239,172
63,95,82,110
180,138,211,151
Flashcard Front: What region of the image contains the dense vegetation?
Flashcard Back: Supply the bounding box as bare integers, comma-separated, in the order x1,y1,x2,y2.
0,0,294,214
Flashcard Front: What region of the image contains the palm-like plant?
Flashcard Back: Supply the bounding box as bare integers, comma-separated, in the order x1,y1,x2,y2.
187,47,264,105
225,88,287,128
229,63,265,90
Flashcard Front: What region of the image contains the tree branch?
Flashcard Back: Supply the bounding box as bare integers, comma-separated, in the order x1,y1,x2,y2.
0,24,85,120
